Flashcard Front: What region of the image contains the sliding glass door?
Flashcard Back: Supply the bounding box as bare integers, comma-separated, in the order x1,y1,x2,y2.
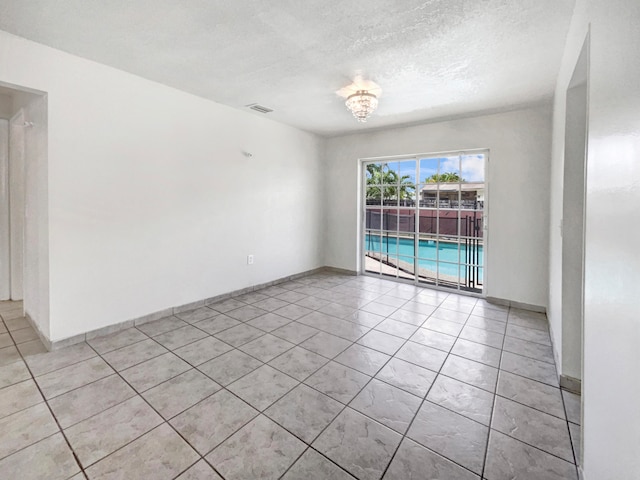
363,151,486,293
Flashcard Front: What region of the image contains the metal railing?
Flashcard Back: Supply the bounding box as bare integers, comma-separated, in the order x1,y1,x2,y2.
365,211,484,238
366,198,483,209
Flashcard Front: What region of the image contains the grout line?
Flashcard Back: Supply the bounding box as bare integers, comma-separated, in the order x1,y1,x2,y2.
491,385,572,422
0,431,63,466
479,303,510,478
292,284,566,473
24,352,100,380
261,281,407,478
45,376,137,431
560,383,581,472
81,341,231,480
277,446,356,480
376,294,485,479
0,277,565,478
4,326,87,478
478,312,579,468
501,344,556,365
100,339,169,372
173,458,203,480
34,371,124,408
86,335,150,356
274,373,384,476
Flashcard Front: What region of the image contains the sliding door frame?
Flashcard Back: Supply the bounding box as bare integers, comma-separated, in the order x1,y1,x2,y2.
358,149,490,297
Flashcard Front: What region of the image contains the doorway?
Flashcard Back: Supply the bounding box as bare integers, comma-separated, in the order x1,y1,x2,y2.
1,105,26,302
362,150,487,293
0,84,48,338
561,33,589,389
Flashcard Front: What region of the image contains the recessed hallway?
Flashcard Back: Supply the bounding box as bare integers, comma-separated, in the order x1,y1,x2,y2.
0,272,580,479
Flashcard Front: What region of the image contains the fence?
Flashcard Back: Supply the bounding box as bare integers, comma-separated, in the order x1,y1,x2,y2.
365,210,484,238
366,199,484,209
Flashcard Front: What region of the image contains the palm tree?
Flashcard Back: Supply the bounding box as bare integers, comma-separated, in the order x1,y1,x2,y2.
366,164,414,203
395,175,415,204
425,172,465,183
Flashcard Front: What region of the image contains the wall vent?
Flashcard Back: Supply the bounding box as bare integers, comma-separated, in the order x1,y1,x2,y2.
247,104,273,114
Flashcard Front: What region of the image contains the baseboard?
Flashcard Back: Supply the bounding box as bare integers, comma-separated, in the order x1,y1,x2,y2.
485,296,546,313
483,296,510,307
560,374,582,394
323,266,358,276
509,299,546,313
46,265,329,351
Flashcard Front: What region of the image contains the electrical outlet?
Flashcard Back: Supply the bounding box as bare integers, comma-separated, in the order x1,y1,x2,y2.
247,255,254,265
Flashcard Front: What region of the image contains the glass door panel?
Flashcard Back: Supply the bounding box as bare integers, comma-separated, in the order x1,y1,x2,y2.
364,160,417,282
363,152,485,292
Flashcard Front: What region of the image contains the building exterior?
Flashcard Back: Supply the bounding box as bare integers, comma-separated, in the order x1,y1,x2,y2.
420,182,484,208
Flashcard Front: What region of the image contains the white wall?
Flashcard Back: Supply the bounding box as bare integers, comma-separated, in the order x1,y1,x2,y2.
549,0,640,477
324,105,552,307
0,30,324,342
8,109,24,301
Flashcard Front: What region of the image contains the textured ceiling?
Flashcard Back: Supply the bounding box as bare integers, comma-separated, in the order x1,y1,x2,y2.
0,0,575,136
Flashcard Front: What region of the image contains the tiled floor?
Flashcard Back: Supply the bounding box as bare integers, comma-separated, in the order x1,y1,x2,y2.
0,273,581,479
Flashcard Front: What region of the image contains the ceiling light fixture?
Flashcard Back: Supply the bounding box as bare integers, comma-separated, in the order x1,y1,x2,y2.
345,90,378,123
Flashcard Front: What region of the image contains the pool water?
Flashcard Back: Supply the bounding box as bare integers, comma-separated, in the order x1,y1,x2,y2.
365,234,484,280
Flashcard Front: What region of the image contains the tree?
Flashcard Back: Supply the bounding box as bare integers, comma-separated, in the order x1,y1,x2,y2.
425,172,465,183
366,164,414,201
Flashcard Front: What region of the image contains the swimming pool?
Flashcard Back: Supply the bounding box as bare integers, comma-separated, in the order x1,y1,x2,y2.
365,234,483,280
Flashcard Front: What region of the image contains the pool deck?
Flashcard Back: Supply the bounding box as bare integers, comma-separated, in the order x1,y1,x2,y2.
365,255,415,280
364,253,482,291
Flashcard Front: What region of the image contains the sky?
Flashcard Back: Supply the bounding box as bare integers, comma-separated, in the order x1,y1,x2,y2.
366,154,485,186
421,154,485,183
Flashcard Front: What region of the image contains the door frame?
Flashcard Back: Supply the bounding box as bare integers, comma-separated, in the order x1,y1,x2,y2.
358,148,490,297
9,109,25,301
0,118,9,300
